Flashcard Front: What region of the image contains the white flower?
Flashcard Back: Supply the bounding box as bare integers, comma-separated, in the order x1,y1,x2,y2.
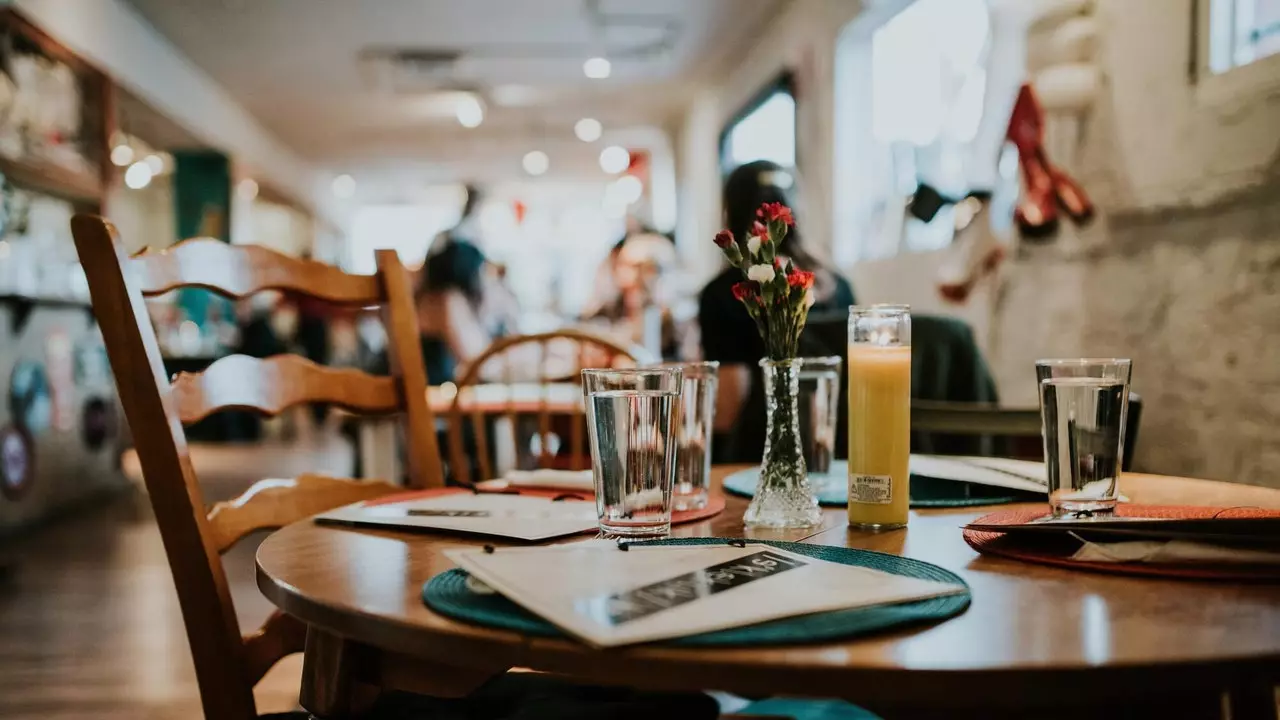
747,264,776,284
746,235,762,257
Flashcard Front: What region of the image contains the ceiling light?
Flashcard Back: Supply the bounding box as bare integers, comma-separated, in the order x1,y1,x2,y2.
110,144,134,166
613,175,644,205
522,150,549,176
574,118,602,142
124,162,153,190
144,153,165,175
332,174,356,198
583,56,611,79
456,94,484,128
237,178,259,200
598,145,629,174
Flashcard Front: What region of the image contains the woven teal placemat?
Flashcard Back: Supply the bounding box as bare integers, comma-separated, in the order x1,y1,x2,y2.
423,538,969,647
722,461,1040,508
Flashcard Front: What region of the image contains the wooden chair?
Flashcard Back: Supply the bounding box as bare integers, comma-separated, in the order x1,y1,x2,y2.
911,393,1143,470
444,329,650,485
70,215,446,720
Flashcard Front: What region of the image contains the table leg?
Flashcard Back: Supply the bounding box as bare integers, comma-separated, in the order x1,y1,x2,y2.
300,627,368,719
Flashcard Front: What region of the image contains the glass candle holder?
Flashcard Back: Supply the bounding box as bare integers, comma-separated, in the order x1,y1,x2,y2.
847,305,912,530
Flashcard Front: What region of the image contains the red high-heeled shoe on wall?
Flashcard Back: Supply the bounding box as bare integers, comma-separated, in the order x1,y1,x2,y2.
1007,83,1095,238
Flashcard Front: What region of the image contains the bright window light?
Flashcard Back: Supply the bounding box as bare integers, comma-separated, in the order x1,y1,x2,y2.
726,92,796,168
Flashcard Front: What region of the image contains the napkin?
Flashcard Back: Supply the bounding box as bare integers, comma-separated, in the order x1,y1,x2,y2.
479,469,594,493
1071,539,1280,566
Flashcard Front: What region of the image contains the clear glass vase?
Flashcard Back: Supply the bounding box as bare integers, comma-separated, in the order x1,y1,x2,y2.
744,358,823,528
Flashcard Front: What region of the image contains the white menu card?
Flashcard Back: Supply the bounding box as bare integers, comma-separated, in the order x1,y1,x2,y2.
446,543,965,647
315,493,598,541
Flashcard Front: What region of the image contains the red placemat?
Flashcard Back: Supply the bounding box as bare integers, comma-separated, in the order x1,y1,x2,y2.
964,504,1280,581
362,487,726,527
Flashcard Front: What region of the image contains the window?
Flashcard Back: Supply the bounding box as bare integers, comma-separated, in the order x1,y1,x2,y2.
834,0,991,262
719,74,797,174
1207,0,1280,73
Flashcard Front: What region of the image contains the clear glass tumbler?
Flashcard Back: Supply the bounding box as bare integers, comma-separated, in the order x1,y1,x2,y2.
662,361,719,512
582,367,683,537
1036,359,1132,517
798,356,842,488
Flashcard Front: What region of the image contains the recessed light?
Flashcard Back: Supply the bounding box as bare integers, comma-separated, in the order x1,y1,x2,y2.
583,56,611,79
598,145,629,174
110,144,134,166
144,153,165,175
456,94,484,128
124,162,153,190
332,174,356,198
574,118,602,142
522,151,549,176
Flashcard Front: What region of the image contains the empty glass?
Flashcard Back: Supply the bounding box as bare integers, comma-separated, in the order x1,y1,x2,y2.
1036,359,1132,517
582,368,682,537
662,361,719,512
798,356,842,488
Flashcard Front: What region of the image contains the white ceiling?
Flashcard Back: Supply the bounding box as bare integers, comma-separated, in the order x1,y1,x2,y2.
122,0,782,188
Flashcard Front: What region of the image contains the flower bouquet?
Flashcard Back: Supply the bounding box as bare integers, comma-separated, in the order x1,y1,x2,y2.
712,202,822,528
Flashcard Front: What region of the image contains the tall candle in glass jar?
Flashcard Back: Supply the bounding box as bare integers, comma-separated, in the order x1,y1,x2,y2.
847,305,911,529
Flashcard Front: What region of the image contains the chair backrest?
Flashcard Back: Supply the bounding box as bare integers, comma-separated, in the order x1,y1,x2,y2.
444,329,648,485
70,215,444,720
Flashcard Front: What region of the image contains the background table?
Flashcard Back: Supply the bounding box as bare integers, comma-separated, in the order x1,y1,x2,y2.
256,469,1280,719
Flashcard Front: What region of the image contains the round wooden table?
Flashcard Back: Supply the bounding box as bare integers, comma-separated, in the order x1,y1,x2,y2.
256,469,1280,719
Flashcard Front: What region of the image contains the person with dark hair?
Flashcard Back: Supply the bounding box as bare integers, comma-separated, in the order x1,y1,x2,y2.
698,160,856,458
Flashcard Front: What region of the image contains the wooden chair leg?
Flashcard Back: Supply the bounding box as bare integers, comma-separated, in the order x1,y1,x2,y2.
300,627,368,719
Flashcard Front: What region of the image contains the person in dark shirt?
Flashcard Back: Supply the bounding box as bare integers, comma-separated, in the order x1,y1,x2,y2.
698,160,856,454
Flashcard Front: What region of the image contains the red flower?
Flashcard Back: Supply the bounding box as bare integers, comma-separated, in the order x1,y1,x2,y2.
751,221,769,239
757,202,795,226
713,229,735,249
731,281,756,301
773,257,784,270
787,269,815,289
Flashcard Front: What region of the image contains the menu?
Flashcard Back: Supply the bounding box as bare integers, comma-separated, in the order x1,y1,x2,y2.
315,493,598,541
447,543,965,647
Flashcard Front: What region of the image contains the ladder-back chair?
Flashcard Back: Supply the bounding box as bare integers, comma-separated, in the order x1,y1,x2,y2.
71,214,445,720
445,329,650,485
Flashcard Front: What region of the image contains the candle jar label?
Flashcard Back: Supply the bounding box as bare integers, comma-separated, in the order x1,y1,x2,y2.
850,474,893,504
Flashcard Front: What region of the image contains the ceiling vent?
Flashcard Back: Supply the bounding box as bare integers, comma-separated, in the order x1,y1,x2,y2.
359,48,464,93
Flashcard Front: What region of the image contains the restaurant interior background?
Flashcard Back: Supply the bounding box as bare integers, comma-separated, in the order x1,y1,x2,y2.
0,0,1276,715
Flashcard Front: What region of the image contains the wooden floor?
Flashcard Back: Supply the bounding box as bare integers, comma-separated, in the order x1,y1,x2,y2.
0,428,355,719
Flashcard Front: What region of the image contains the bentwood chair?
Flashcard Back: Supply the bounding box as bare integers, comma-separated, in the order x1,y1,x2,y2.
71,215,446,720
444,330,650,485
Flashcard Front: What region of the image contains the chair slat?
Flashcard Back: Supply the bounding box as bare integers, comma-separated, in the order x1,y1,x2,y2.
131,237,382,303
170,354,400,424
910,400,1042,436
242,610,309,687
206,474,401,553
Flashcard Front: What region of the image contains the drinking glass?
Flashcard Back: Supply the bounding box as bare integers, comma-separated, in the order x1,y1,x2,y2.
582,367,682,537
1035,359,1132,517
798,356,842,489
661,361,719,512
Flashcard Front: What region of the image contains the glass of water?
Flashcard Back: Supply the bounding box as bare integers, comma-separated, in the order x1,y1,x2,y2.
660,361,719,512
798,356,842,489
1036,359,1132,517
582,367,683,537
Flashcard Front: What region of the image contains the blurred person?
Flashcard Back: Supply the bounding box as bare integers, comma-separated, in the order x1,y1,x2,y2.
698,160,856,449
585,231,679,359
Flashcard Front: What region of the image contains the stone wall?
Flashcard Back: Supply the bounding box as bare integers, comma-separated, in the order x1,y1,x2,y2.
990,169,1280,486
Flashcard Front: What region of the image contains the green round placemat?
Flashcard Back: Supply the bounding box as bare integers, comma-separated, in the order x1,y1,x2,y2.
722,461,1039,508
423,538,970,647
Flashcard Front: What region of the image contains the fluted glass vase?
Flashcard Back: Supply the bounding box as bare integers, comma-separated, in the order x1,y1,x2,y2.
744,358,823,528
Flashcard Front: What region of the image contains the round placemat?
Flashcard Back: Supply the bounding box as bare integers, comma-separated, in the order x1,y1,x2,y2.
964,504,1280,581
722,462,1036,508
423,537,970,647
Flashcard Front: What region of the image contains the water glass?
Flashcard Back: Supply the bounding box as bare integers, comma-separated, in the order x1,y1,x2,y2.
662,361,719,512
798,356,842,486
1036,359,1132,517
582,367,682,537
